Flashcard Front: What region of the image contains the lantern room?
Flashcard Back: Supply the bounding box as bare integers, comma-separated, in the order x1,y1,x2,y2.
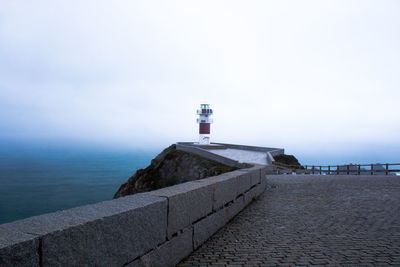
196,104,213,144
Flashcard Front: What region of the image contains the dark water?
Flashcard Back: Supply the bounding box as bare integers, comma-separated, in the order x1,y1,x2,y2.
0,144,158,224
1,141,398,225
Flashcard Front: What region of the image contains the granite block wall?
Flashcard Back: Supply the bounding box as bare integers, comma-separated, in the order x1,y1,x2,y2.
0,165,267,267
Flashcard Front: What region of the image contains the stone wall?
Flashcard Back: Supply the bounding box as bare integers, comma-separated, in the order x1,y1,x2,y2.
175,143,248,168
0,165,267,267
208,142,284,165
211,142,284,155
176,142,285,167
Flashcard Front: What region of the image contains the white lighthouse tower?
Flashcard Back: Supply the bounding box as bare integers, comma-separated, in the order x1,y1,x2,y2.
197,104,213,145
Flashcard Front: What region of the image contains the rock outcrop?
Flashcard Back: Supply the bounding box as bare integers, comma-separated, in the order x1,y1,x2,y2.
273,154,302,167
114,144,238,198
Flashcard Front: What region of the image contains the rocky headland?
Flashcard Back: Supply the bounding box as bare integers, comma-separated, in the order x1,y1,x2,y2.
273,154,302,167
114,144,238,198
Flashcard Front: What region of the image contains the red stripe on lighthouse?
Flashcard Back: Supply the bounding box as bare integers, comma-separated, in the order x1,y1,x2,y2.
199,123,210,134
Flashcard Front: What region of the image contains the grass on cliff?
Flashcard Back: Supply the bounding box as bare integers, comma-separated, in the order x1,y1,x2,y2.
273,154,303,168
114,145,238,198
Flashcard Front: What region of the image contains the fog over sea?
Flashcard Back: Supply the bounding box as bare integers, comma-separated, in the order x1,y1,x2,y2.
1,0,400,226
0,140,398,225
0,141,159,224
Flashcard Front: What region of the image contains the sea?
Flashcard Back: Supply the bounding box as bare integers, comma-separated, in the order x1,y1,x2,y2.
0,141,398,225
0,142,159,225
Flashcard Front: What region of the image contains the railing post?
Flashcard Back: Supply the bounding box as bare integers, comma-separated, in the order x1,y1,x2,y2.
298,162,397,176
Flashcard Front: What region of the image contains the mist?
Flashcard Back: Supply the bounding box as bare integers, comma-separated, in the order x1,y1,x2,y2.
1,1,399,163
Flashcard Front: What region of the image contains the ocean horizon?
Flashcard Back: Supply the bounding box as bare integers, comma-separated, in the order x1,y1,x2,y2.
0,142,159,224
0,141,398,225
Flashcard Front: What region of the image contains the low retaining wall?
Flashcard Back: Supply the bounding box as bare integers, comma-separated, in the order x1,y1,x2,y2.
209,142,284,165
211,142,284,155
177,142,285,167
176,143,248,168
0,165,267,267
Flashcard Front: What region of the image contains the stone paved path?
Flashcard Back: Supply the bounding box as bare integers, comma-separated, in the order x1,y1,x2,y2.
178,175,400,266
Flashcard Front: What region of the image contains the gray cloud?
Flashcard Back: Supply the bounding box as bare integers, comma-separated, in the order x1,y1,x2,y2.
0,1,399,155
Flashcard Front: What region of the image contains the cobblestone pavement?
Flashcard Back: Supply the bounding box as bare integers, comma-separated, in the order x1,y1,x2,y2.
178,175,400,266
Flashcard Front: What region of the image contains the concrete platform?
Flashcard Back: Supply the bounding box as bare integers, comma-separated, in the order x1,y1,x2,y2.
179,175,400,266
207,148,268,165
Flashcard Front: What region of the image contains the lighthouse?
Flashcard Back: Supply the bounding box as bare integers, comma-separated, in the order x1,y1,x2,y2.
197,104,213,145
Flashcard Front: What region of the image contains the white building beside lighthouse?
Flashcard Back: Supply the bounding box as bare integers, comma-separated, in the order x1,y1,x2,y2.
196,104,213,145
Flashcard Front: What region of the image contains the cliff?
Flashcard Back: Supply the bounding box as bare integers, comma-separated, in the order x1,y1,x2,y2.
273,154,302,167
114,144,238,198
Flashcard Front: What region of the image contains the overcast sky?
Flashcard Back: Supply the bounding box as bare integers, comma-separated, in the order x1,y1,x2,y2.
0,1,399,161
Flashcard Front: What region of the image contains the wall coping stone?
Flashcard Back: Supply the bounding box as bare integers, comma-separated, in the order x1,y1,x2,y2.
149,181,214,239
1,149,270,266
1,193,165,236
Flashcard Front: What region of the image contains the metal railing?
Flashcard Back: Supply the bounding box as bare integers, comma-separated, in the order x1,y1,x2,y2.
272,162,400,175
